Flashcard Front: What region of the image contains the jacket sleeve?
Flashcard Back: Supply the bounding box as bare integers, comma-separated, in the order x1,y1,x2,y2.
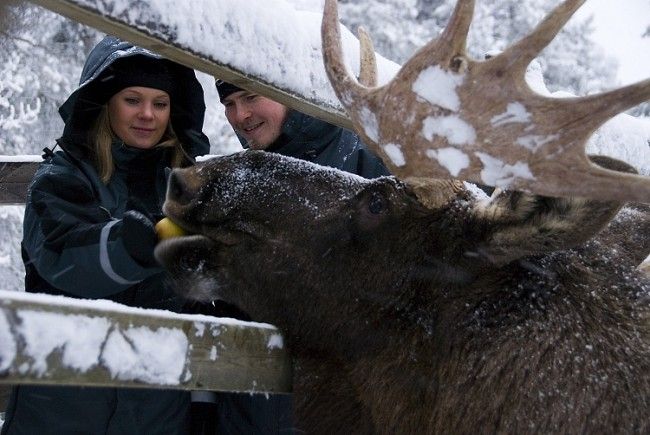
22,163,161,298
335,129,391,179
356,147,391,179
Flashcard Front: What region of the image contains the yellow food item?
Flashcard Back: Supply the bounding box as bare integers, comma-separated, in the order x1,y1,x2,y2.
155,217,186,240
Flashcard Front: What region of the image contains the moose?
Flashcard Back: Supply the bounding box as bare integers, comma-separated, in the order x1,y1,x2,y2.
155,0,650,433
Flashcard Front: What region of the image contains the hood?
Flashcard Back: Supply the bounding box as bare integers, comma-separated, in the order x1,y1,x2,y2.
58,36,210,160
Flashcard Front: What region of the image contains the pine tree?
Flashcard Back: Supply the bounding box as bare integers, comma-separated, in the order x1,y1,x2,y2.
0,3,101,155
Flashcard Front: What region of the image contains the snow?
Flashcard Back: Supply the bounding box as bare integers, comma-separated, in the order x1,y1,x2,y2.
0,311,16,371
101,325,187,385
267,334,284,350
382,143,406,167
422,115,476,146
17,310,110,375
413,66,464,111
464,181,490,200
574,0,650,85
586,115,650,176
358,106,380,143
426,147,470,177
0,290,277,327
0,154,42,162
476,152,535,187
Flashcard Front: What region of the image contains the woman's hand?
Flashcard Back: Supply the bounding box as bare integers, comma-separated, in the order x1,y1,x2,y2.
122,210,159,267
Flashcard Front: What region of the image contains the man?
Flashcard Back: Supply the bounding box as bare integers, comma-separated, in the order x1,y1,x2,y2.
216,80,390,179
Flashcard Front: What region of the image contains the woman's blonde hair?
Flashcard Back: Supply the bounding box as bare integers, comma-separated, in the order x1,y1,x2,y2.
90,106,186,183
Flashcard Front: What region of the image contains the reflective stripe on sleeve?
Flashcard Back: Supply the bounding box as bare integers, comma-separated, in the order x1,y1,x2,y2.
100,220,140,285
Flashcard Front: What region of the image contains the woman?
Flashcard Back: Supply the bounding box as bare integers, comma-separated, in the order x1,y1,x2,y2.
1,36,210,434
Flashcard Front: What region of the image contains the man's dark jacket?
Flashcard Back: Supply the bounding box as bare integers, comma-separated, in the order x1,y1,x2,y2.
244,109,390,179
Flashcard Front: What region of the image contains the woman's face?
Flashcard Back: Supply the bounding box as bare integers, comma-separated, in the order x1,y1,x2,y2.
108,86,171,149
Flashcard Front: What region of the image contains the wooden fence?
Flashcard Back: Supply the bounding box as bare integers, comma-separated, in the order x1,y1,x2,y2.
0,290,291,393
0,158,40,205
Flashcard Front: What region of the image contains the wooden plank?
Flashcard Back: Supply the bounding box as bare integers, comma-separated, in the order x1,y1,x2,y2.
0,290,292,393
27,0,358,130
0,160,39,205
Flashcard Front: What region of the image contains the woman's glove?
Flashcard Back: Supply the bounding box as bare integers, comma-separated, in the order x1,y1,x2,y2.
122,210,159,267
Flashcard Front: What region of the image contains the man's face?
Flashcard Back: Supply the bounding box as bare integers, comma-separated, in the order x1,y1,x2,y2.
222,91,289,150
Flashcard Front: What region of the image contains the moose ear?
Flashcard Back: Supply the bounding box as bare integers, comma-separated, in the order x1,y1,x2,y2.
475,156,636,265
405,177,467,209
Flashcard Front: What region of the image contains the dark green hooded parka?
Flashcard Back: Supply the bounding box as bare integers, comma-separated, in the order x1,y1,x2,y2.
2,36,210,435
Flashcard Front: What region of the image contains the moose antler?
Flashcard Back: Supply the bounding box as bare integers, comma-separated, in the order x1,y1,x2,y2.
322,0,650,203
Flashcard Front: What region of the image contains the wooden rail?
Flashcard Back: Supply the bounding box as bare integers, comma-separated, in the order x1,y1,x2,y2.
0,158,40,205
0,290,292,393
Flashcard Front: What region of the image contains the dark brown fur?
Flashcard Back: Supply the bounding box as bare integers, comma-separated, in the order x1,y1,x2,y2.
156,151,650,434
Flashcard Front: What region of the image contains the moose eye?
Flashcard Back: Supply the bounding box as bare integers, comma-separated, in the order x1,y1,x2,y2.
368,192,386,215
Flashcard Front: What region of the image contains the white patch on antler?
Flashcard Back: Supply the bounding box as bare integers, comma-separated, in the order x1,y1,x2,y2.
358,105,380,143
476,152,535,187
516,134,560,152
425,148,469,177
412,66,464,111
490,102,531,127
381,143,406,167
422,115,476,145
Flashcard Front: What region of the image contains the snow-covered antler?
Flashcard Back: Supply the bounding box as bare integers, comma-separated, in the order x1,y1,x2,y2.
322,0,650,203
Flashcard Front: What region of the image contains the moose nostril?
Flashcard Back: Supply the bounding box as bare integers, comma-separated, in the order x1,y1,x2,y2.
167,171,194,205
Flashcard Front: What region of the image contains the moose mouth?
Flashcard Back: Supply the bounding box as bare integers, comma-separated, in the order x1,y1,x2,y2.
154,233,215,270
154,213,266,274
153,234,226,303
